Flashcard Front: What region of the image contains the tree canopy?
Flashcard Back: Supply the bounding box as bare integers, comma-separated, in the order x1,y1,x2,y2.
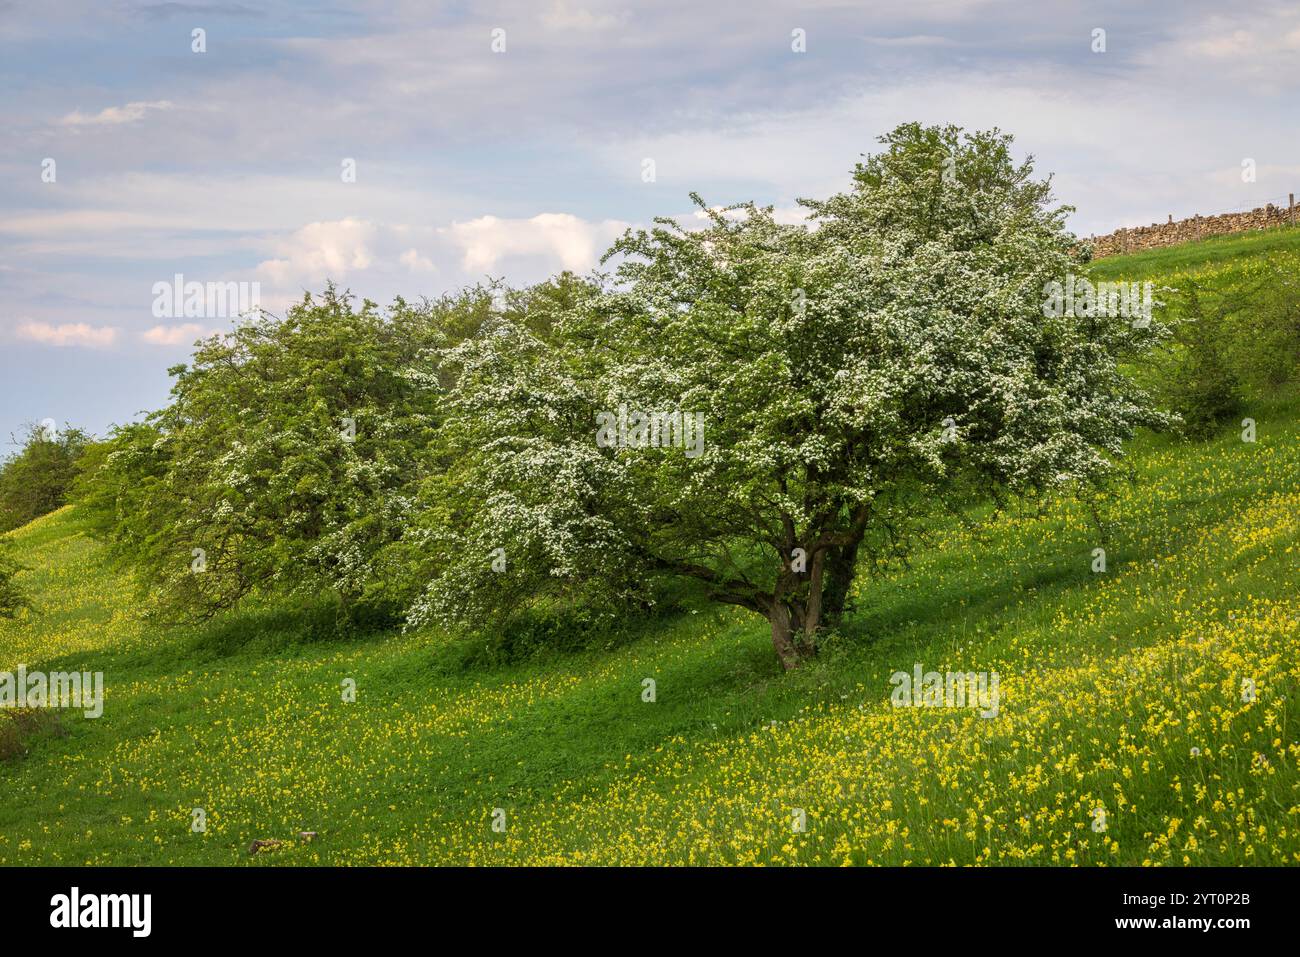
410,124,1170,668
0,422,90,533
79,123,1171,668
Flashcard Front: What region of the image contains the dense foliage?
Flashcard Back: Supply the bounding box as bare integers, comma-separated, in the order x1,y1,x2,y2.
79,287,446,622
1151,255,1300,436
410,124,1172,668
0,423,90,532
70,123,1186,667
77,279,592,626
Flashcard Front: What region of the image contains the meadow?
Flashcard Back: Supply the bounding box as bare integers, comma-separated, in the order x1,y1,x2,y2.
1,230,1298,866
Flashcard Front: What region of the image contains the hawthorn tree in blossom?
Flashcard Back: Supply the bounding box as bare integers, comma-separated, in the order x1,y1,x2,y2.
412,123,1170,669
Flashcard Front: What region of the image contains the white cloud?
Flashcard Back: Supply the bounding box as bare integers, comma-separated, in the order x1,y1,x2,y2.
1136,9,1300,91
256,218,377,285
442,213,629,274
247,213,627,308
59,100,174,127
0,210,175,236
399,248,437,273
590,66,1297,237
1189,30,1254,59
140,323,209,346
865,35,958,47
542,1,624,33
15,320,117,347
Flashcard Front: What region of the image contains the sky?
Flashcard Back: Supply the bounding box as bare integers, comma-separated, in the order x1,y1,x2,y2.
2,0,1298,448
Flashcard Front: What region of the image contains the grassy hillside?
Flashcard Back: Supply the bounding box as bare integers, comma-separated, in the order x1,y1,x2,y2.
2,235,1299,867
1087,223,1300,281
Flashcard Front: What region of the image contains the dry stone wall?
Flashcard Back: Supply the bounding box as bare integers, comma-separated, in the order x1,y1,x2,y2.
1090,199,1298,258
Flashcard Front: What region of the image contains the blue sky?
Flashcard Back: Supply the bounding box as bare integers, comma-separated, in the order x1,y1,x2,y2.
2,0,1298,447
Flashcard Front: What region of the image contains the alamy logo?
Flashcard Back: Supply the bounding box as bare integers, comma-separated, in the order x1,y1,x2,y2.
595,404,705,458
151,273,260,319
0,665,103,718
50,887,151,937
890,664,1000,718
1041,274,1153,326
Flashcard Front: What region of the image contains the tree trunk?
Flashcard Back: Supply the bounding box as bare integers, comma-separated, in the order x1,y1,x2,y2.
794,549,825,657
768,603,802,671
821,540,860,626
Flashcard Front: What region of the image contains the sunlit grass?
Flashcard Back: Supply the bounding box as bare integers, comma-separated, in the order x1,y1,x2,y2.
1,394,1296,865
2,232,1298,866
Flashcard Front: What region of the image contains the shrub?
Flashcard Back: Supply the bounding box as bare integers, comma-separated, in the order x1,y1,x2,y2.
0,423,90,532
1161,281,1245,438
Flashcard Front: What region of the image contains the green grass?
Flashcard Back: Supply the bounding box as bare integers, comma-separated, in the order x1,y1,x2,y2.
1086,222,1300,281
2,231,1298,866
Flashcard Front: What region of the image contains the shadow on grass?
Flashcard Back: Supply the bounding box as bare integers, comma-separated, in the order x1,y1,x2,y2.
428,598,700,677
183,600,400,661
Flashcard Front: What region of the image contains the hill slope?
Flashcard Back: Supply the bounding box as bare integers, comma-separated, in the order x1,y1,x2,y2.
2,240,1299,866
